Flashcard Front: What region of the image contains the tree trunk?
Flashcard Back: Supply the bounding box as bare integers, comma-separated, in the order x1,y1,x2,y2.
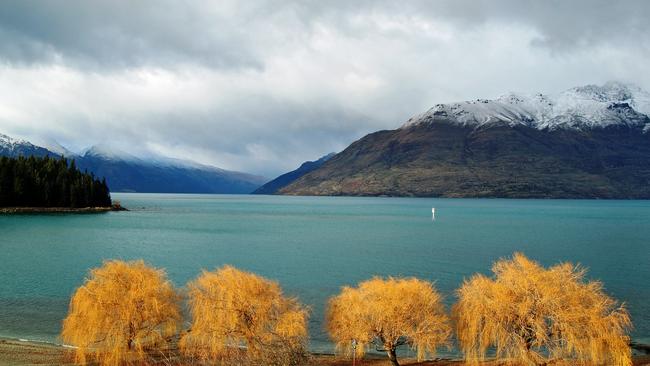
386,347,400,366
127,322,134,350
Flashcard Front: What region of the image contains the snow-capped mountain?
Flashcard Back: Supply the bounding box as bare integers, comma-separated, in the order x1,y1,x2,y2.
0,133,27,150
80,144,229,170
81,144,141,162
0,133,57,158
403,82,650,131
281,82,650,198
31,137,77,157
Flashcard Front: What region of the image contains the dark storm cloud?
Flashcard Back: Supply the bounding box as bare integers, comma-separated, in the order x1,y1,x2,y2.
422,0,650,51
2,1,648,69
0,1,648,176
0,0,265,69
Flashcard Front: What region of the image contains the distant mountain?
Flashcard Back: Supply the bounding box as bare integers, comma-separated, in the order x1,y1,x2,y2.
280,82,650,198
0,133,58,158
253,153,335,194
77,146,266,193
32,137,76,157
0,135,266,194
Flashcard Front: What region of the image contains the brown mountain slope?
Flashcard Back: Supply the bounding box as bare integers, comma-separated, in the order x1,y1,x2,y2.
279,122,650,198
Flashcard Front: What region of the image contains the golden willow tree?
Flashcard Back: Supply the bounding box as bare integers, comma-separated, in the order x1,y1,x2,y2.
61,260,182,366
180,266,309,366
453,253,632,366
326,277,451,366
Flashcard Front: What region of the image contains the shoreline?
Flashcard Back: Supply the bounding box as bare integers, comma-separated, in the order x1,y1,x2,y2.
0,205,127,214
1,337,649,366
0,338,76,366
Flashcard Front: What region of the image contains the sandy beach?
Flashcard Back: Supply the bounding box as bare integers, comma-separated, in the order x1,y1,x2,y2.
0,338,75,366
1,338,649,366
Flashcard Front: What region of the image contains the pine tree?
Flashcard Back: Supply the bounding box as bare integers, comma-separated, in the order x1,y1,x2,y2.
0,156,112,208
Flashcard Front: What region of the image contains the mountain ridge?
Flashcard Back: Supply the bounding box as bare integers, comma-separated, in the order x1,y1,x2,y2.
280,82,650,198
253,153,335,195
403,81,650,131
0,133,57,158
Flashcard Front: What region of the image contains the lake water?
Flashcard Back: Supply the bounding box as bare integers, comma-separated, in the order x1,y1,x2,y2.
1,194,649,355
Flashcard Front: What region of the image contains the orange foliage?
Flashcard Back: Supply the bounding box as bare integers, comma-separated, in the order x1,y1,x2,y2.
61,260,181,366
326,277,451,366
180,265,309,365
453,253,632,366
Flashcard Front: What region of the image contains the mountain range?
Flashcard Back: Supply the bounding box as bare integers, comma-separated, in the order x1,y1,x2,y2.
279,82,650,198
0,134,266,194
4,82,650,198
0,133,55,158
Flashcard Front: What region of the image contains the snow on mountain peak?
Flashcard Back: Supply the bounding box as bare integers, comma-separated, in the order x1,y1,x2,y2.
567,81,643,103
80,144,225,170
32,137,76,157
83,144,140,162
403,82,650,131
0,133,35,151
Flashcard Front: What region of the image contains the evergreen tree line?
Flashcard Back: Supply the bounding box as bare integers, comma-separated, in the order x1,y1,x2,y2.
0,155,112,208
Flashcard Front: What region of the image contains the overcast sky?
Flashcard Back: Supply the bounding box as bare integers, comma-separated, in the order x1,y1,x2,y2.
1,0,649,176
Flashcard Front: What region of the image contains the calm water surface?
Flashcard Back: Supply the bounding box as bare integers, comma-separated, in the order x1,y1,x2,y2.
0,194,649,353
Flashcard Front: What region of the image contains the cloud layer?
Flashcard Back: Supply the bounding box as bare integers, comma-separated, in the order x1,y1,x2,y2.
1,0,649,176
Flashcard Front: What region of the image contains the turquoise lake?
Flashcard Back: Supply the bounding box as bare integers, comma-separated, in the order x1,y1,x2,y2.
1,194,649,354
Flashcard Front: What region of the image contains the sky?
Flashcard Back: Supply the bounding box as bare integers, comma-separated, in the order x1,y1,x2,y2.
0,0,649,177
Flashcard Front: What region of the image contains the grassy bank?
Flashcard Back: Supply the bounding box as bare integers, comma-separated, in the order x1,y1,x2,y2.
2,338,649,366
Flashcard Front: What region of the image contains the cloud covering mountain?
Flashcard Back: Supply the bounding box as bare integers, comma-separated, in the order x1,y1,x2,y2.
1,133,266,193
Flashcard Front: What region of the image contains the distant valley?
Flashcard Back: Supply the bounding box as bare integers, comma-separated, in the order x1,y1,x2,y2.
253,153,334,195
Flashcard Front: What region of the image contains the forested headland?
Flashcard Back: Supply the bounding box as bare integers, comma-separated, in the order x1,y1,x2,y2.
0,155,112,208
